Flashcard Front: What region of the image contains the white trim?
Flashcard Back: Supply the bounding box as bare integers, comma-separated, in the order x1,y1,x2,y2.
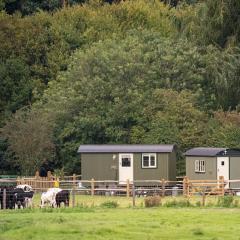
142,153,157,168
195,160,205,173
217,157,229,188
119,153,133,184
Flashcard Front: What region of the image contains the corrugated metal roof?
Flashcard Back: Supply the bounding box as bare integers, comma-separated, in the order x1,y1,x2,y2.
78,144,175,153
185,147,226,157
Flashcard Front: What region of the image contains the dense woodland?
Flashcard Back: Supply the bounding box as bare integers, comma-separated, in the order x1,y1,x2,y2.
0,0,240,176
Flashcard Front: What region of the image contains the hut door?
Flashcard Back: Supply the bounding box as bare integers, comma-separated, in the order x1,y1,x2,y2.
119,154,133,184
217,157,229,188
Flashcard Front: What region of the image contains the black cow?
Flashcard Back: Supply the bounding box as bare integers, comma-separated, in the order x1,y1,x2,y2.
0,186,15,209
56,190,70,208
0,186,34,209
14,188,34,209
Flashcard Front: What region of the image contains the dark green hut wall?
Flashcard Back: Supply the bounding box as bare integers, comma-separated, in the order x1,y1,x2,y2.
133,153,169,180
168,151,176,181
186,156,217,180
230,157,240,188
81,152,176,181
81,153,118,180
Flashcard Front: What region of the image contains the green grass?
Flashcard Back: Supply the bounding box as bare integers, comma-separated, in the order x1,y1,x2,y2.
1,196,240,239
1,207,240,240
31,193,238,208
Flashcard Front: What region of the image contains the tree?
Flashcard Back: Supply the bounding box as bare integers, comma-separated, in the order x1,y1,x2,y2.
178,0,240,47
1,108,55,175
0,58,31,122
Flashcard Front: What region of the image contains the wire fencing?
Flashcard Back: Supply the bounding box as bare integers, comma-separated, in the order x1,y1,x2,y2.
1,176,240,209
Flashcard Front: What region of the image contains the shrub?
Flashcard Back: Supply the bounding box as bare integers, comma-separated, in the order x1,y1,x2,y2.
164,199,192,207
233,199,239,208
192,228,204,236
206,201,215,207
195,201,201,207
100,201,119,208
217,196,234,208
144,195,161,208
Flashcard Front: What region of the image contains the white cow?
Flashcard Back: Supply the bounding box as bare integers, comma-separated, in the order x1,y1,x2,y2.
40,188,62,208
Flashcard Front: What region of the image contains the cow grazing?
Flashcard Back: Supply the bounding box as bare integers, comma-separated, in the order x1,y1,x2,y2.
0,185,34,210
14,188,34,209
16,184,32,192
56,190,70,208
15,184,34,208
40,188,62,208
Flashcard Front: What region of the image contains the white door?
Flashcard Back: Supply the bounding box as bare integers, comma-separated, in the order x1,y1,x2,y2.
119,154,133,184
217,157,229,188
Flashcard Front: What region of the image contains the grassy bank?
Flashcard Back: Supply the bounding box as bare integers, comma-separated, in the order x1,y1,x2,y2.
1,207,240,240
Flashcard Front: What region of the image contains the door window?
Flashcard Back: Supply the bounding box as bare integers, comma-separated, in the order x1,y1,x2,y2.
121,155,131,167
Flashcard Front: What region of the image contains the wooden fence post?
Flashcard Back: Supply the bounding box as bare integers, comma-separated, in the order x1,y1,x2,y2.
132,181,136,207
183,176,189,197
91,178,95,196
219,176,225,196
17,176,21,186
126,179,130,198
202,187,206,206
72,174,76,208
35,171,40,192
47,171,52,188
3,188,6,210
161,179,165,197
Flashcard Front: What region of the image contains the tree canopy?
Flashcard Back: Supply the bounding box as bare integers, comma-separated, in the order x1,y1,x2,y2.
1,0,240,175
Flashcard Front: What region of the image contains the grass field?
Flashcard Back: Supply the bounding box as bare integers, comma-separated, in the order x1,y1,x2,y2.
31,194,223,208
1,196,240,240
1,207,240,240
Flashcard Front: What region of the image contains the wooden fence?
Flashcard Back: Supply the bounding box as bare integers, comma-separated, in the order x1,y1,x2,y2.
16,171,81,191
183,176,225,197
2,174,240,198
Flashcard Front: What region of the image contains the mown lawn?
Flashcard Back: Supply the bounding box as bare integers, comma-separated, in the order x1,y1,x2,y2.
1,206,240,240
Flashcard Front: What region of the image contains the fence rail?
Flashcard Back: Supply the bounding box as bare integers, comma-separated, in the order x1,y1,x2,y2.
1,176,240,197
1,176,238,196
2,176,240,209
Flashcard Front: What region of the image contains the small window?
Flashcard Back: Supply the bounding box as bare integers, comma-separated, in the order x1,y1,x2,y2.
221,161,225,166
142,154,157,168
121,155,131,167
195,160,205,173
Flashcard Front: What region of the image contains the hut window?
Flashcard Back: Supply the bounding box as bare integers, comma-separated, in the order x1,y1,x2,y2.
121,155,131,167
195,160,205,173
142,153,157,168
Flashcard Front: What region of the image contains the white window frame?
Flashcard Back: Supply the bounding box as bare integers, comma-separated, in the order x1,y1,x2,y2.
142,153,157,168
195,160,205,173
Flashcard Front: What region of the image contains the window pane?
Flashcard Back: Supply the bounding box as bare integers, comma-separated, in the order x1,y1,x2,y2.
143,159,149,167
195,160,199,172
122,158,131,167
143,156,149,167
150,156,155,166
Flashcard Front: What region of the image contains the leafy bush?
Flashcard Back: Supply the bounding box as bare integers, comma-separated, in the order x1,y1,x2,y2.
192,228,204,236
100,201,119,208
164,199,192,207
233,199,239,208
195,201,201,207
206,201,215,207
144,195,161,208
217,196,234,208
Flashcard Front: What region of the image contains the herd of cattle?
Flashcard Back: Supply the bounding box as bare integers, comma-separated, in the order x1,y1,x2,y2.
0,185,70,209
